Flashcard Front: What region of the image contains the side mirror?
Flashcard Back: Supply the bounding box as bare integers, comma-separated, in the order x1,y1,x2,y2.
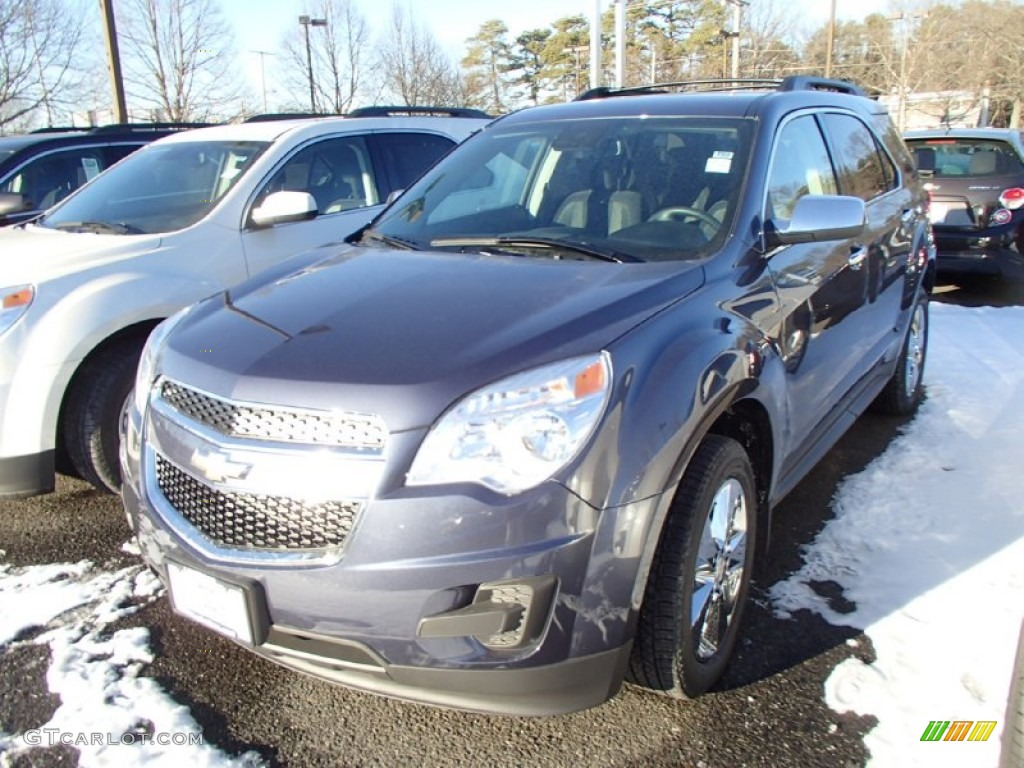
385,188,405,205
250,191,318,228
0,192,32,217
766,194,865,246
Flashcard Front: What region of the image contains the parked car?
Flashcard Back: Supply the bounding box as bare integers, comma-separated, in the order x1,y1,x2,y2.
0,123,207,227
0,109,490,498
904,128,1024,274
122,77,934,715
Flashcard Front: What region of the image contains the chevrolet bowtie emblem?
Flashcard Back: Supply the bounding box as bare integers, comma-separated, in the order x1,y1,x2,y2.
190,447,252,484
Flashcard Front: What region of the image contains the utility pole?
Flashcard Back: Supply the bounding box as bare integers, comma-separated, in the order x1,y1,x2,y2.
299,15,327,113
724,0,747,81
590,0,602,90
251,50,274,113
98,0,128,123
825,0,837,78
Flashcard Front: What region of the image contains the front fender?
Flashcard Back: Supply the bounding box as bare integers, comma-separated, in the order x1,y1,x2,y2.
3,272,227,458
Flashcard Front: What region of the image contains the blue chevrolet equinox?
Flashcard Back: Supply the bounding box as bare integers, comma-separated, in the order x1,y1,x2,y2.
121,77,935,715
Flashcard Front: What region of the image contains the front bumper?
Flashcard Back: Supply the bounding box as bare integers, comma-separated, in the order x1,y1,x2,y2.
121,390,655,715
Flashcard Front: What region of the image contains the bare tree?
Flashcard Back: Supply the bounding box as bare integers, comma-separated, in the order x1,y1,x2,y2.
376,4,465,107
117,0,245,122
740,0,800,79
0,0,86,131
280,0,370,114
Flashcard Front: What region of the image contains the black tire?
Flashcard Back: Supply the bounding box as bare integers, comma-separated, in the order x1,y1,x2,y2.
871,290,928,416
628,435,757,698
63,341,143,493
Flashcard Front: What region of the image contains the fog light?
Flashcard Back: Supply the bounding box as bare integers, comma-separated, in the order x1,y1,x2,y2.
417,575,557,650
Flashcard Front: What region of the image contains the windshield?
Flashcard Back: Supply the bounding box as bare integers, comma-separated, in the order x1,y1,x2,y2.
369,116,753,263
38,140,268,234
906,137,1024,178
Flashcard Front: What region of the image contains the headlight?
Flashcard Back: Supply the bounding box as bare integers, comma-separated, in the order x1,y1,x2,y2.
132,305,193,414
0,285,34,338
407,353,612,494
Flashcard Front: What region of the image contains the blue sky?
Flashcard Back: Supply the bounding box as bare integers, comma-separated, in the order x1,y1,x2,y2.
223,0,890,105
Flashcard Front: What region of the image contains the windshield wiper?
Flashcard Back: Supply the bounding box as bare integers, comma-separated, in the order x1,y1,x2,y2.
51,220,142,235
360,229,417,250
429,236,638,263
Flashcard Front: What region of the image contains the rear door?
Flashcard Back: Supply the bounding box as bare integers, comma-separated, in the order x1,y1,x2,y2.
819,112,910,368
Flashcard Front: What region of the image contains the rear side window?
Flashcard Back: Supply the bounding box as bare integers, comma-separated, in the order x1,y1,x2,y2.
373,133,455,196
766,115,838,222
822,113,894,201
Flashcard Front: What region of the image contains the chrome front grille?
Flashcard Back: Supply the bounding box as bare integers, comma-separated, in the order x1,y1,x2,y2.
160,380,386,452
155,455,360,550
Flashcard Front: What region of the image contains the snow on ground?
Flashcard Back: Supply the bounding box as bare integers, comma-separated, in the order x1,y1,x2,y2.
0,555,262,767
771,302,1024,767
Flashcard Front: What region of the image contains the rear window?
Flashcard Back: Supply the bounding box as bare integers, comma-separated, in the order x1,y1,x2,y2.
906,138,1024,178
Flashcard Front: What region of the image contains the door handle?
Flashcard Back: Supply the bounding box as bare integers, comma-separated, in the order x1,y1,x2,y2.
848,247,867,270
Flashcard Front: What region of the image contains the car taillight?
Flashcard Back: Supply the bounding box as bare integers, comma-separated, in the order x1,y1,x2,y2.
999,187,1024,210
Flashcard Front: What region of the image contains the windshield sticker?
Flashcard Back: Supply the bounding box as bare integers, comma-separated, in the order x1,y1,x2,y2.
706,152,732,174
81,157,101,181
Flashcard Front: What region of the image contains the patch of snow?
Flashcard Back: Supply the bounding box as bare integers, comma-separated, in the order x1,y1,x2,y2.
0,558,262,767
770,303,1024,767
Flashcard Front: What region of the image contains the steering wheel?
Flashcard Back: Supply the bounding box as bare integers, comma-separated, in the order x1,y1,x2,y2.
649,206,721,231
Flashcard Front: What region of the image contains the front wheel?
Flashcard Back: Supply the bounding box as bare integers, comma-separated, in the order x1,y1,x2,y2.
628,435,757,698
871,290,928,416
63,341,143,493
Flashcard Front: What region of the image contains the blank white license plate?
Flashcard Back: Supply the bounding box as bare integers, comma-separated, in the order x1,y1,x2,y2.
167,562,253,644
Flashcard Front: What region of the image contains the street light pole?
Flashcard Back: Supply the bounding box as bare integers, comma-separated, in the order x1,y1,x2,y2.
298,15,327,113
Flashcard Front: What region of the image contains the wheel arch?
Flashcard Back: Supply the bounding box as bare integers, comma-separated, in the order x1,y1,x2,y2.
54,319,164,474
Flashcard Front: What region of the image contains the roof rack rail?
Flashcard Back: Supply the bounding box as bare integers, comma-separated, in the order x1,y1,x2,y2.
345,106,493,119
29,126,89,134
576,79,783,100
242,112,329,123
87,122,213,133
576,75,867,101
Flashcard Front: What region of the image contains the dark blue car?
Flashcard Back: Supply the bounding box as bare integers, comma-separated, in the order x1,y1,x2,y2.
121,77,935,715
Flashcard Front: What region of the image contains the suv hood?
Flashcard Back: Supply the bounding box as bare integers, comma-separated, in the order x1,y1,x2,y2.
0,224,161,284
160,245,705,431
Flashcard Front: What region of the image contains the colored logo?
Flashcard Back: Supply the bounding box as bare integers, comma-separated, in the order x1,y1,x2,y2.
920,720,997,742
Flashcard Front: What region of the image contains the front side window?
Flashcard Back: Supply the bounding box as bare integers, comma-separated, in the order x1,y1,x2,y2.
369,117,753,263
766,115,838,222
1,148,106,210
822,113,892,201
39,140,268,234
252,136,377,218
